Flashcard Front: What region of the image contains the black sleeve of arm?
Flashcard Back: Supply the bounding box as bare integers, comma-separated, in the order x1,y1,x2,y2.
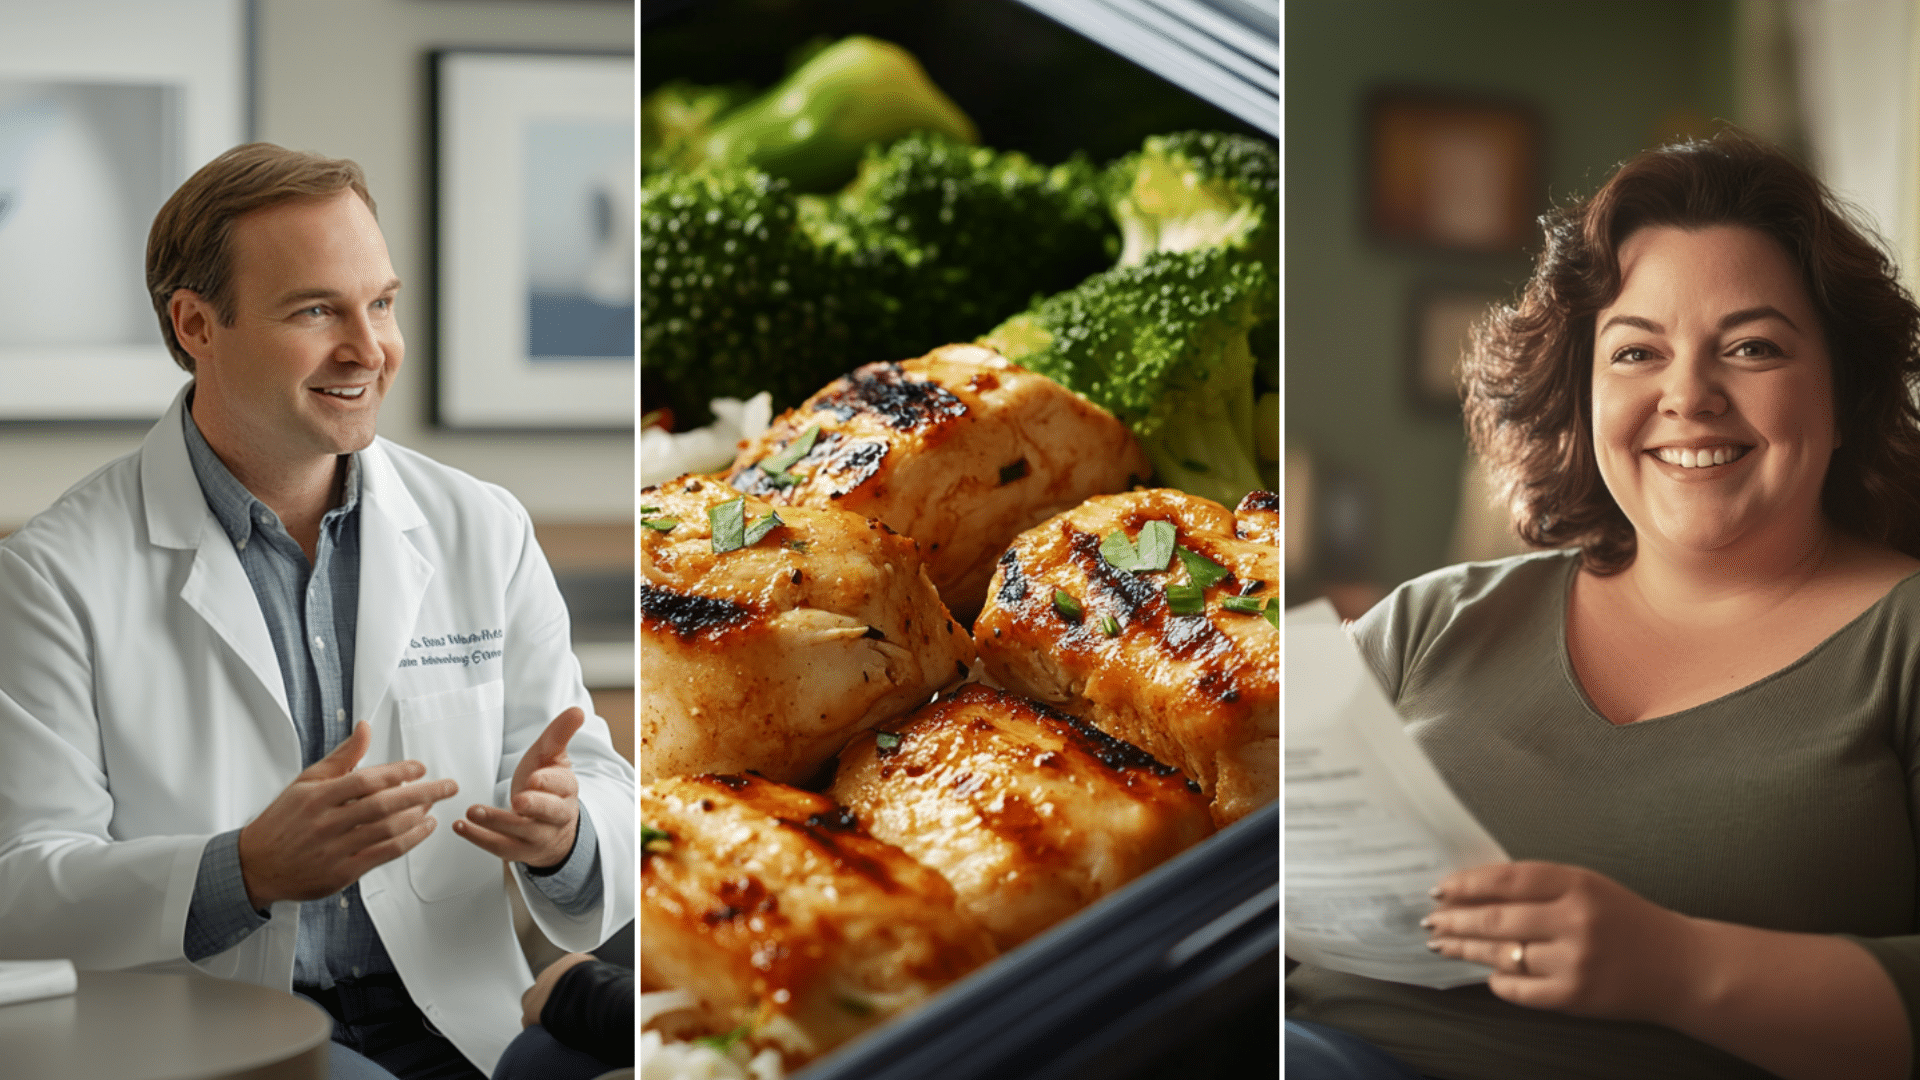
541,960,635,1066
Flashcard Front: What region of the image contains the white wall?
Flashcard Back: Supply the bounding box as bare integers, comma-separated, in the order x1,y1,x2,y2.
0,0,246,528
255,0,634,520
0,0,634,531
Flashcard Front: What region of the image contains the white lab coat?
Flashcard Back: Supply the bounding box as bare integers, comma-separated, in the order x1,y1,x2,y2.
0,390,635,1074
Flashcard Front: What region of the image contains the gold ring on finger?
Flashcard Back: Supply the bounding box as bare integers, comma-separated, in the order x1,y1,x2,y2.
1509,941,1528,975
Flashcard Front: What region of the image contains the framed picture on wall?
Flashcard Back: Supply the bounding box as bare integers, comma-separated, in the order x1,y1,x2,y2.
1406,284,1506,414
1366,89,1540,254
432,50,634,430
0,0,246,422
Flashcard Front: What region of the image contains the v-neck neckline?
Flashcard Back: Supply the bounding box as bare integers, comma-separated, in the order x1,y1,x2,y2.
1555,553,1920,728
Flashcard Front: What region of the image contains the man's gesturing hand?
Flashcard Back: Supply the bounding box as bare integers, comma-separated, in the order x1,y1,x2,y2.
238,721,457,910
453,707,583,870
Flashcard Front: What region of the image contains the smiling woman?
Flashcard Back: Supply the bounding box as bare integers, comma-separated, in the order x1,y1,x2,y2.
1286,130,1920,1080
1591,226,1837,560
1464,130,1920,573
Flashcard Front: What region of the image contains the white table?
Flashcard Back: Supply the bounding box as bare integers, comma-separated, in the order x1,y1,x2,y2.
0,970,330,1079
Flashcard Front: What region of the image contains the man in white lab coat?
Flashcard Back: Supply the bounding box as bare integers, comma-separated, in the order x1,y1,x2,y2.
0,143,634,1079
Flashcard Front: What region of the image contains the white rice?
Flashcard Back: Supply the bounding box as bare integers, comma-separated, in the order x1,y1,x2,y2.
641,393,774,487
640,990,787,1080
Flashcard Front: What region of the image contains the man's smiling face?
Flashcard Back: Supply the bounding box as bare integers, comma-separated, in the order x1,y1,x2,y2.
184,188,402,472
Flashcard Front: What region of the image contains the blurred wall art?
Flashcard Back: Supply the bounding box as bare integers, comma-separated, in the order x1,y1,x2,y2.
0,0,245,422
433,50,635,430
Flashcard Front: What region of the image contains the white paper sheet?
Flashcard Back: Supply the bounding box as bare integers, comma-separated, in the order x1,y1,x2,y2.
1284,600,1509,988
0,959,76,1007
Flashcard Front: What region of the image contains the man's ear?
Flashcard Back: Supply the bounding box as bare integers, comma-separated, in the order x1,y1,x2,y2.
169,290,218,367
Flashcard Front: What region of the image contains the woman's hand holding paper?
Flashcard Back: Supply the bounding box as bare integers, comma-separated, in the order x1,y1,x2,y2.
1422,860,1699,1021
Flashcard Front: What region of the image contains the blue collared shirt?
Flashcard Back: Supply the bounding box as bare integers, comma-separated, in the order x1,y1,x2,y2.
178,400,600,986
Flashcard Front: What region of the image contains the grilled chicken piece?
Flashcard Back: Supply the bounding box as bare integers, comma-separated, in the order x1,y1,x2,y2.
640,476,977,784
972,489,1279,825
641,774,997,1064
829,683,1214,949
1233,488,1278,547
724,344,1150,623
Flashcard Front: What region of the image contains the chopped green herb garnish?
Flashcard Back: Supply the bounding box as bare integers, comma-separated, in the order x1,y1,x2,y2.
837,995,874,1016
759,424,821,476
711,499,781,552
786,539,812,554
641,824,672,852
640,505,661,514
1100,519,1176,573
1053,589,1084,622
762,469,802,488
1264,596,1281,628
694,1025,750,1052
709,497,746,552
1176,546,1231,589
1099,614,1121,636
875,731,902,750
641,517,680,532
1221,594,1265,614
1165,581,1206,615
1134,520,1176,571
744,509,784,546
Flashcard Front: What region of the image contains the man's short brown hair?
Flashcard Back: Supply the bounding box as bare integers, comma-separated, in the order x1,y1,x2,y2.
146,142,375,372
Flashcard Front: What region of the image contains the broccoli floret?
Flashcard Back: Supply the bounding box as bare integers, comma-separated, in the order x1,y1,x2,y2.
680,36,979,192
642,136,1116,425
1106,132,1277,284
980,248,1270,508
1106,131,1279,491
641,79,757,175
817,133,1115,355
640,168,889,427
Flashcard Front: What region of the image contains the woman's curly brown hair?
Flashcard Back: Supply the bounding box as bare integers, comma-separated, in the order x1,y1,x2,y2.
1462,128,1920,572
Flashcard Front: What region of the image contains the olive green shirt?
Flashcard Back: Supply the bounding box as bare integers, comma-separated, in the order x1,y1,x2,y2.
1288,550,1920,1080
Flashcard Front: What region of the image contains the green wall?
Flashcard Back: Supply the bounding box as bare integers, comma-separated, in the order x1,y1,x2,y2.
1286,0,1736,591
